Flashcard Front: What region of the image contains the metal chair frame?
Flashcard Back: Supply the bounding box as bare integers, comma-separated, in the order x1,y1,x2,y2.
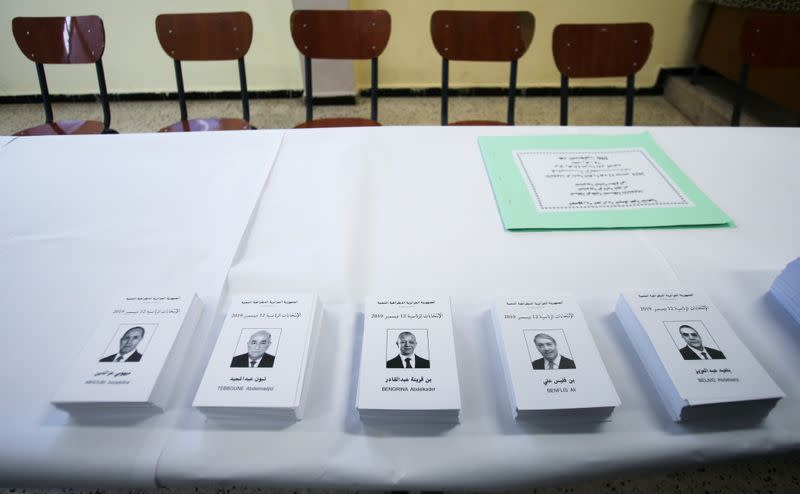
431,10,534,126
552,23,653,127
559,74,635,126
155,12,254,131
732,14,800,126
290,9,390,127
440,59,519,126
171,58,250,124
34,59,113,132
302,57,378,123
12,16,115,134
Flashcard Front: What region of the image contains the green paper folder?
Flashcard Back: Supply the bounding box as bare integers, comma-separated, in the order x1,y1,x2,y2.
479,133,732,231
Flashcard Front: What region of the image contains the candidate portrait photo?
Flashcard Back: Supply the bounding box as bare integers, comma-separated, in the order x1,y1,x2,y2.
524,329,576,371
386,329,430,369
664,320,726,361
99,323,157,363
230,328,281,368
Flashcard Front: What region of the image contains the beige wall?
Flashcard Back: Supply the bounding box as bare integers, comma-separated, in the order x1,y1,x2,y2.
0,0,302,96
352,0,710,89
0,0,710,96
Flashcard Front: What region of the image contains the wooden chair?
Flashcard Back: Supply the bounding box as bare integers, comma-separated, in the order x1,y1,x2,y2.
430,10,534,126
155,12,254,132
732,14,800,126
290,10,391,128
552,23,653,126
11,16,116,136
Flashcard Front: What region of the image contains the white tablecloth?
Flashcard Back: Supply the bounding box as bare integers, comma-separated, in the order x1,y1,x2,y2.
1,126,798,488
153,126,800,489
0,130,284,486
0,136,14,151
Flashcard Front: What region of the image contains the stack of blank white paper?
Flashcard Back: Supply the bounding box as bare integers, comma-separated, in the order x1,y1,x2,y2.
193,293,322,423
771,257,800,325
492,294,620,421
356,296,461,423
52,292,203,416
616,289,783,422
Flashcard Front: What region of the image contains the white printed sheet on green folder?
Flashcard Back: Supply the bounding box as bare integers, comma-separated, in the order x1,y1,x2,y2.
479,133,732,230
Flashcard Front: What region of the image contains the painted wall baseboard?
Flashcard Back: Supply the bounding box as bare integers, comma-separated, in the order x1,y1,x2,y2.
0,68,694,105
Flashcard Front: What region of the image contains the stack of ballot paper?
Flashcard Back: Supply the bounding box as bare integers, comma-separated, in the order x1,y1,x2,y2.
492,295,620,421
193,293,322,423
52,292,203,416
771,257,800,325
356,296,461,423
616,289,784,421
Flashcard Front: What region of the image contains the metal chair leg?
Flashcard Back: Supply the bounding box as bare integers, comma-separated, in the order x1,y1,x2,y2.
731,63,750,127
560,75,568,126
441,58,449,126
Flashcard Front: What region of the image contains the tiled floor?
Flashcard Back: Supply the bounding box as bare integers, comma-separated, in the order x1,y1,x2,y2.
0,93,691,135
665,75,799,127
1,82,798,492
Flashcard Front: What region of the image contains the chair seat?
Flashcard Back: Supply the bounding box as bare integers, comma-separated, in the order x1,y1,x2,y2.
448,120,509,126
294,117,381,129
159,118,253,132
14,120,107,136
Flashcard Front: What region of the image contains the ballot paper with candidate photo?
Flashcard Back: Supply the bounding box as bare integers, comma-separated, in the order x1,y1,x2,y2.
616,289,784,421
193,294,321,421
492,295,619,420
356,296,461,422
52,292,203,413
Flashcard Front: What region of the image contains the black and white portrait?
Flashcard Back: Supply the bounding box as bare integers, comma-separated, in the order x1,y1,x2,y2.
230,328,282,368
386,329,430,369
524,329,576,371
99,323,157,363
664,320,726,360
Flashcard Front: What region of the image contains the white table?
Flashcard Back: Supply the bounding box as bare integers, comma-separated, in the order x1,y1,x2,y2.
0,136,14,151
155,126,800,489
0,130,283,486
1,126,798,488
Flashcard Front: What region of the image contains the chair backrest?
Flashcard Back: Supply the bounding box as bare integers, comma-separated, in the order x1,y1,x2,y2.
290,10,391,60
740,14,800,68
290,10,391,125
552,23,652,78
155,12,253,124
155,12,253,61
552,23,652,126
430,10,534,126
12,15,105,64
12,15,110,130
430,10,534,62
731,14,800,126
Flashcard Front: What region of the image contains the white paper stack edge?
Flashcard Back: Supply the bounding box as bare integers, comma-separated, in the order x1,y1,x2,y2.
616,289,783,422
771,257,800,325
356,296,461,423
53,292,203,416
492,295,620,422
193,293,322,424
